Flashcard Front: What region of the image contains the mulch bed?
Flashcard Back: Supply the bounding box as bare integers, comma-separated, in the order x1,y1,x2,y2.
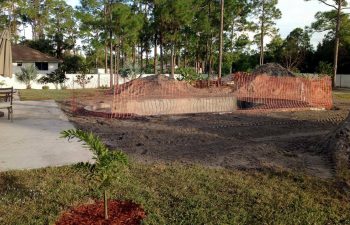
56,200,146,225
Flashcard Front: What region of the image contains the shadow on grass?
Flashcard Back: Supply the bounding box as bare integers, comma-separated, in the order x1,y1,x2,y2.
0,173,39,199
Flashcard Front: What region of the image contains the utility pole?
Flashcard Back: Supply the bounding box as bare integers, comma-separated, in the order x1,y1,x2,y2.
218,0,224,85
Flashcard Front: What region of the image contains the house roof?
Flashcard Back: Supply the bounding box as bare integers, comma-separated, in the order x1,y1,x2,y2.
11,45,62,63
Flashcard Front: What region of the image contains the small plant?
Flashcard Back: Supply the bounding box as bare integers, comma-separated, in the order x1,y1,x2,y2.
75,74,93,89
38,67,68,89
61,129,128,220
75,63,93,88
15,64,39,89
42,85,49,90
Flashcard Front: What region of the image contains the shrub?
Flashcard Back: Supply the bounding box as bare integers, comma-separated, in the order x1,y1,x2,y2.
38,67,68,89
317,61,333,76
75,64,93,89
15,64,39,89
42,85,49,90
99,85,109,89
120,63,142,80
176,67,203,83
75,74,93,89
61,129,128,220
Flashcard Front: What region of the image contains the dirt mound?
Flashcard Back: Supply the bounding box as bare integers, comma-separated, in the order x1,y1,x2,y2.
252,63,295,77
116,75,233,98
55,200,146,225
319,112,350,187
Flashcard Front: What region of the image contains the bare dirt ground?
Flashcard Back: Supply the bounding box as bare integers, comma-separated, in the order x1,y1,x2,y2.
64,91,350,179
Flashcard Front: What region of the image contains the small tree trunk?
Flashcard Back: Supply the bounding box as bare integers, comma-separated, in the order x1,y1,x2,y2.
333,3,341,88
104,190,108,220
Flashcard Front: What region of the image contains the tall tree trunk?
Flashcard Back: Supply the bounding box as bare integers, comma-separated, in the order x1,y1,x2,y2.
32,0,39,40
170,45,175,78
105,44,108,74
154,36,158,75
218,0,224,83
160,33,164,74
333,3,341,88
116,39,121,86
146,51,149,69
109,32,113,88
208,41,213,78
114,44,117,86
260,1,265,66
132,46,136,69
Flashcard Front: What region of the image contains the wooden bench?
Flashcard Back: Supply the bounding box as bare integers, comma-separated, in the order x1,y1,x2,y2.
0,87,14,121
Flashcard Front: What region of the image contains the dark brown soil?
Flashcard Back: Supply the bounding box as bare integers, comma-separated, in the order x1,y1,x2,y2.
55,200,146,225
63,94,350,179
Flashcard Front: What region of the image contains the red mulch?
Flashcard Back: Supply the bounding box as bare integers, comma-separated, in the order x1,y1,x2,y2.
55,200,146,225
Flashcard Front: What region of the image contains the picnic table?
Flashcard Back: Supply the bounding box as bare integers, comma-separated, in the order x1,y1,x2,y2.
0,88,14,98
0,88,15,120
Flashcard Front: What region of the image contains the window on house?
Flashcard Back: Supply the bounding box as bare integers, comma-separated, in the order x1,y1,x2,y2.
35,62,49,71
17,62,22,67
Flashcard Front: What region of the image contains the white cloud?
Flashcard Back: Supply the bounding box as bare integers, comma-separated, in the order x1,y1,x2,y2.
277,0,350,46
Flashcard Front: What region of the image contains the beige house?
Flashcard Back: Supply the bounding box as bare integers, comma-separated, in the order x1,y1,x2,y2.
11,45,61,74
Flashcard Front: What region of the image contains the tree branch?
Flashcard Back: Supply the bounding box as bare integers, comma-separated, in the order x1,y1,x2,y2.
318,0,337,9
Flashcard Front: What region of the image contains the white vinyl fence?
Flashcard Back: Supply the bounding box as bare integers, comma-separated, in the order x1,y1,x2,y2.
336,74,350,88
0,73,181,90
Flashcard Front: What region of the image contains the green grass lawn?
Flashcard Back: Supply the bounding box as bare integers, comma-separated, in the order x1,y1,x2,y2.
12,88,350,224
333,88,350,100
18,89,106,101
0,164,349,225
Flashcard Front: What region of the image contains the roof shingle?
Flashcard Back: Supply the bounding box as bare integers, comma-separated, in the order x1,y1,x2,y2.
12,45,62,63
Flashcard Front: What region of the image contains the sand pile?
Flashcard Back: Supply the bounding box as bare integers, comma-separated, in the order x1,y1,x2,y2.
116,75,233,98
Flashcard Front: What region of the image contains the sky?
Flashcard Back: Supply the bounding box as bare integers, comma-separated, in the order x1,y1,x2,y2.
65,0,343,47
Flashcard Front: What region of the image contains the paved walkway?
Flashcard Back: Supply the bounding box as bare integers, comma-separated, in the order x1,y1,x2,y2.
0,100,93,171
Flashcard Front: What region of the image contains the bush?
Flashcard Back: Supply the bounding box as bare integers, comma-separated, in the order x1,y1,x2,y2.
176,67,203,83
120,63,142,79
42,85,50,90
38,67,68,89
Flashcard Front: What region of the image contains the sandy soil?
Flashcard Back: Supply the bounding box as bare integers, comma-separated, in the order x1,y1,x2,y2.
64,95,350,179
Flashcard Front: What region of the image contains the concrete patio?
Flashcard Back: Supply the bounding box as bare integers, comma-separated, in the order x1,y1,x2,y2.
0,100,93,171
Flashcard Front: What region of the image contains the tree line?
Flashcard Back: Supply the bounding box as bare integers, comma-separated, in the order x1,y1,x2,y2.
1,0,349,85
